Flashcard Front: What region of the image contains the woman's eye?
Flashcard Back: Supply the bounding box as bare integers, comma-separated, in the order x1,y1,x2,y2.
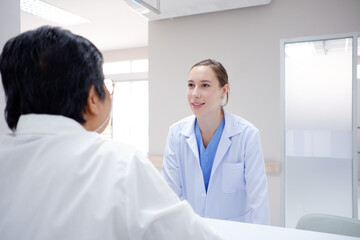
202,84,210,87
187,83,194,87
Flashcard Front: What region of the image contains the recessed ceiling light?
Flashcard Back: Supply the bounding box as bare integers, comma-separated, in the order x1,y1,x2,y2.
20,0,90,26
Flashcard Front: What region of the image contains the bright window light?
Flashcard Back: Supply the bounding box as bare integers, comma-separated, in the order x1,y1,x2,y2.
103,61,131,75
285,42,315,59
20,0,90,26
104,59,149,75
111,80,149,154
131,59,148,73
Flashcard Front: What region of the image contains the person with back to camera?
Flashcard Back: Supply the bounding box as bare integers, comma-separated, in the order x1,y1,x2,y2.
0,26,222,240
161,59,270,225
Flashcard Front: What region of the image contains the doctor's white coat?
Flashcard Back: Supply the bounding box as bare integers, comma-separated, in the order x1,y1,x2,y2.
0,114,221,240
162,109,270,224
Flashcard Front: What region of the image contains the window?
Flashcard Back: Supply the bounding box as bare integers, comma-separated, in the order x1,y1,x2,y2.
102,59,149,155
112,80,148,154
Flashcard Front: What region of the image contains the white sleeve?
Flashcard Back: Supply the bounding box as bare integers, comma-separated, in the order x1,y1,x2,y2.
123,151,222,240
244,131,270,225
161,128,183,198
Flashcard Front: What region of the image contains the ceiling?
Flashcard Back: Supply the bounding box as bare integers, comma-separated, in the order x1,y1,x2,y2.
21,0,149,51
20,0,272,52
125,0,271,20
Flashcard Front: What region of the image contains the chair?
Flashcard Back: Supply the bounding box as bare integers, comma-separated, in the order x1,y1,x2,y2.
296,213,360,238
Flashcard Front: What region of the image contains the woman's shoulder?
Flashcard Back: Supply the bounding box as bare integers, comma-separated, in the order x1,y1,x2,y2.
170,115,195,129
167,115,196,137
224,110,259,133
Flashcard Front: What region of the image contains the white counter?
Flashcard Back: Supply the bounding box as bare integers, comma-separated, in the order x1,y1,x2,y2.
203,218,358,240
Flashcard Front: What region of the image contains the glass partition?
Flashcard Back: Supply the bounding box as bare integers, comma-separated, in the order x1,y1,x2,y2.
283,37,355,228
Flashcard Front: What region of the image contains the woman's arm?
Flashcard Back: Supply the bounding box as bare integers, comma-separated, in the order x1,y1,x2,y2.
123,150,221,239
161,128,183,198
244,131,270,225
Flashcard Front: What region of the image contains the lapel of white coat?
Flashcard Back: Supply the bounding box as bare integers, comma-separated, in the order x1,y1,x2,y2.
180,116,199,161
210,109,242,177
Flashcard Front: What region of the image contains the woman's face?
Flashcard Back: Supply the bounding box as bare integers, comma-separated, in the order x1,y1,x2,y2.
186,66,228,118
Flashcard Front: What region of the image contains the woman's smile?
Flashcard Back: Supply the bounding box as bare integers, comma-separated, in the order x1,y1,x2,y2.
192,102,205,109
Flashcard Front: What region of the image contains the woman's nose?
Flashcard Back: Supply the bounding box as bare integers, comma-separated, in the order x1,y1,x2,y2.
192,86,200,98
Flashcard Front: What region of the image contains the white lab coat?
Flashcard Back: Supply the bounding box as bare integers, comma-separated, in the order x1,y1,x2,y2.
162,109,270,224
0,114,221,240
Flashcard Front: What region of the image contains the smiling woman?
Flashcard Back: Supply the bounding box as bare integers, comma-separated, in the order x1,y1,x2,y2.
161,59,270,224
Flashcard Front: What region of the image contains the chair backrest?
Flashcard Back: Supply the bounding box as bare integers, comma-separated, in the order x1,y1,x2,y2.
296,213,360,238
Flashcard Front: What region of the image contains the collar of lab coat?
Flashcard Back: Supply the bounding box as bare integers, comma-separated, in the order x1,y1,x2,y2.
180,108,242,138
180,108,244,183
15,114,87,135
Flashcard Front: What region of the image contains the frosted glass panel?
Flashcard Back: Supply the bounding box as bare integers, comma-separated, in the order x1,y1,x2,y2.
284,38,353,228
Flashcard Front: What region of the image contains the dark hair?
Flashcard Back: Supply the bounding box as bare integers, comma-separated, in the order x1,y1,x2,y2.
0,26,105,131
190,59,229,106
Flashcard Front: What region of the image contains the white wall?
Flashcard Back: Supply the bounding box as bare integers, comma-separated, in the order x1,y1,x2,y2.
0,0,20,134
148,0,360,226
102,47,148,62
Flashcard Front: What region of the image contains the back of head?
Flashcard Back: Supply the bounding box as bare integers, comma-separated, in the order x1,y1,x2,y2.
0,26,105,131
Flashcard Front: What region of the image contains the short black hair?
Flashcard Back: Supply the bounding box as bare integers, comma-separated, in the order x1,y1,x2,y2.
0,26,105,131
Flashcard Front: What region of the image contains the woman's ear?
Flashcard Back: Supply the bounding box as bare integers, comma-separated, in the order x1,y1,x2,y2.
222,84,230,98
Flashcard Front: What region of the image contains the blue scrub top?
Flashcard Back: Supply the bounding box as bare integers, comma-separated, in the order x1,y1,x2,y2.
195,117,225,192
162,109,270,224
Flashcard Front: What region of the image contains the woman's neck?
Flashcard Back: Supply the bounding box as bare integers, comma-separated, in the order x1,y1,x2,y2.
196,109,224,147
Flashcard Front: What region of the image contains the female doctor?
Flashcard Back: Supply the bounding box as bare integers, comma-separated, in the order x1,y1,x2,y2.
161,59,270,225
